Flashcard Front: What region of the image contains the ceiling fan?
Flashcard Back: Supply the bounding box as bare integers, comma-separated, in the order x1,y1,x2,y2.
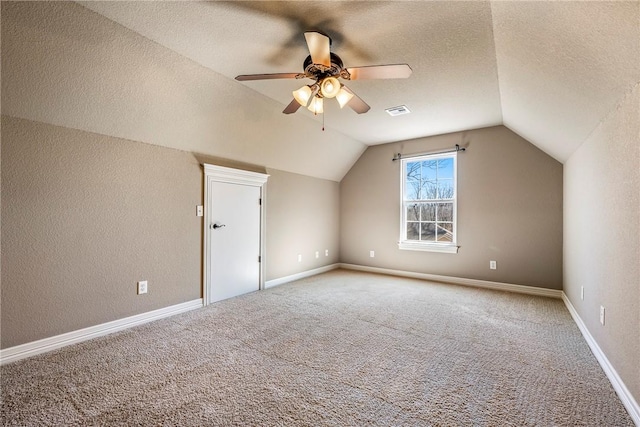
235,32,412,115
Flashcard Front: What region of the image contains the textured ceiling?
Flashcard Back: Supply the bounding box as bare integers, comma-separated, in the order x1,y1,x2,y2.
2,1,638,181
492,1,640,161
78,1,639,164
79,1,504,146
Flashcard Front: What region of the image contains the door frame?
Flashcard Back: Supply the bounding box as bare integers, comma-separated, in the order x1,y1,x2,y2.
203,164,269,306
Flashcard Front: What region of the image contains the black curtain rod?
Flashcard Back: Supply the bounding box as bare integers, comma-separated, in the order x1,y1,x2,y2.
392,144,466,161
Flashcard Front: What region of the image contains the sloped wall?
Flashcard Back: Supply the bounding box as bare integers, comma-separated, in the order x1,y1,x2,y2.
0,1,364,183
340,126,563,289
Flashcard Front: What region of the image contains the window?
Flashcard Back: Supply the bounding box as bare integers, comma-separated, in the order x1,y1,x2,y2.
399,152,458,253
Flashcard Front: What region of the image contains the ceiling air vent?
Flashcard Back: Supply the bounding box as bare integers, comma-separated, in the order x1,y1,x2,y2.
385,105,411,116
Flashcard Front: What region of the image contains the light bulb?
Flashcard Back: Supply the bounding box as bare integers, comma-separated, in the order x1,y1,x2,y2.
307,96,324,114
320,77,341,98
336,87,354,108
293,85,313,107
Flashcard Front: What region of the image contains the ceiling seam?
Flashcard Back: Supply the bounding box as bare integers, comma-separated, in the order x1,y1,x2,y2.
569,80,640,161
488,0,505,125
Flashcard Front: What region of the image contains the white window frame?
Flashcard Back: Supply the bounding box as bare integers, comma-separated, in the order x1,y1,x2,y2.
398,152,459,254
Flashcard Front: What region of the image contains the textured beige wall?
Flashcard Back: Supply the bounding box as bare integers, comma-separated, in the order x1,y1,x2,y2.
265,169,340,281
1,116,203,348
1,116,344,348
564,83,640,402
340,126,563,289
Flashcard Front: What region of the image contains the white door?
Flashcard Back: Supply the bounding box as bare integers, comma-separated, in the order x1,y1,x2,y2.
209,181,261,303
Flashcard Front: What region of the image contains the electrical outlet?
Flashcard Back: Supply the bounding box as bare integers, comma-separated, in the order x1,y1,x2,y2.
297,254,302,262
137,280,148,295
315,251,319,259
600,306,605,325
370,250,375,258
325,249,329,256
490,260,497,270
581,286,584,300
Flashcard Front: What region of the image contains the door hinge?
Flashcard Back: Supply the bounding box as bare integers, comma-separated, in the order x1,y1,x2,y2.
258,256,261,263
259,198,262,205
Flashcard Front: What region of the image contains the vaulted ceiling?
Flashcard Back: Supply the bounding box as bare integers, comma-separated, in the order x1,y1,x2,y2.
2,1,639,181
78,1,640,159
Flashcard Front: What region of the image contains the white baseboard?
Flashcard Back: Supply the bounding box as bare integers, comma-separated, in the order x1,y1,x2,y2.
339,263,563,299
1,298,203,365
265,263,340,288
562,293,640,425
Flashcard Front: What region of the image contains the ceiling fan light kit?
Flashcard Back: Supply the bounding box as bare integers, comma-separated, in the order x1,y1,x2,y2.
307,96,324,115
319,76,341,98
292,85,315,107
235,31,412,116
336,87,354,108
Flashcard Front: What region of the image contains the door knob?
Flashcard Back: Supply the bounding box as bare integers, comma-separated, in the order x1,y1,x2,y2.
212,223,226,229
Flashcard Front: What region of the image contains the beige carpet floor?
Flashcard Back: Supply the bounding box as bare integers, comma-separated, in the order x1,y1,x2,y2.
1,270,634,426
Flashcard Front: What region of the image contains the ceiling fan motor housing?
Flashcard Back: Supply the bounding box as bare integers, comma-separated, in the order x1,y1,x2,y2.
303,53,344,79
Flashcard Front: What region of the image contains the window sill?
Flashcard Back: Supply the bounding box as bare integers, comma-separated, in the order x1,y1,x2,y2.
398,241,459,254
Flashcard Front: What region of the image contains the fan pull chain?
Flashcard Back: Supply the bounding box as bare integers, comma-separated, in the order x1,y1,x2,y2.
322,111,325,131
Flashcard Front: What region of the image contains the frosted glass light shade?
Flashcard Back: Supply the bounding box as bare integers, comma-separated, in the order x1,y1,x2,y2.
320,77,341,98
307,96,324,114
336,87,354,108
293,85,313,107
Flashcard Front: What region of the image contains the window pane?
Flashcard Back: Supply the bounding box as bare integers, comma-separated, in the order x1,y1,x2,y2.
421,203,436,221
407,222,420,240
405,181,421,200
421,160,438,181
437,203,453,222
420,222,436,241
423,181,438,199
437,180,454,199
406,161,421,181
437,158,454,179
437,223,453,242
406,205,419,221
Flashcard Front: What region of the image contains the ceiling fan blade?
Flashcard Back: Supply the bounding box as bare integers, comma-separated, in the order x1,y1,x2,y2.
304,32,331,67
235,73,302,81
283,99,302,114
343,86,370,114
346,64,412,80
